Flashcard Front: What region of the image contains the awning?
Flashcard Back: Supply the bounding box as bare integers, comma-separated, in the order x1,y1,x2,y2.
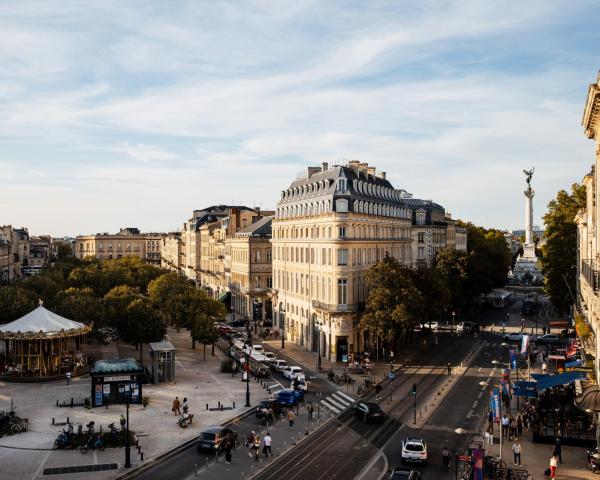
575,384,600,413
513,381,538,398
218,291,231,303
565,359,583,368
535,371,588,391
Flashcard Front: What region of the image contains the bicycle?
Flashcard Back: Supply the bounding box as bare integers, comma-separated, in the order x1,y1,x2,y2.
80,433,105,454
458,460,472,480
488,456,507,479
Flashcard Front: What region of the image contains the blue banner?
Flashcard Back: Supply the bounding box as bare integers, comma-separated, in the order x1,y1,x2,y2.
509,349,517,370
491,388,500,421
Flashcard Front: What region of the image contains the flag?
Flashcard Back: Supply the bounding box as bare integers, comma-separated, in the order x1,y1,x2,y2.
509,349,517,370
491,388,501,422
521,334,529,354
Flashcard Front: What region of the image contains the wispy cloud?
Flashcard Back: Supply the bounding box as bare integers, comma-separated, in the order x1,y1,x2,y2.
1,0,599,235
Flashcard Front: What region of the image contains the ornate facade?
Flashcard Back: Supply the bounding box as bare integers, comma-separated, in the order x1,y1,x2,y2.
75,228,165,263
271,161,413,362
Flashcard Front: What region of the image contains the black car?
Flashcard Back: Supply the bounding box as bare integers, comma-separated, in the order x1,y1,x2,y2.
229,319,248,328
256,399,281,418
389,467,422,479
353,402,385,422
251,363,270,378
535,334,562,345
197,426,237,453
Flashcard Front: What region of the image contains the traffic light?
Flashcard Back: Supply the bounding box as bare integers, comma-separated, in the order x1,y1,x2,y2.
412,383,417,396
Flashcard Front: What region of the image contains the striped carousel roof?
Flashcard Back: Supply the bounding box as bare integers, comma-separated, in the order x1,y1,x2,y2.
0,305,90,338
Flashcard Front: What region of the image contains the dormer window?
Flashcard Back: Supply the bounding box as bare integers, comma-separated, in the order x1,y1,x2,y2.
338,178,347,192
416,210,426,225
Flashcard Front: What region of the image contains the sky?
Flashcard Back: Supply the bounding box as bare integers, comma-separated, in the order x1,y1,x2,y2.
1,0,599,237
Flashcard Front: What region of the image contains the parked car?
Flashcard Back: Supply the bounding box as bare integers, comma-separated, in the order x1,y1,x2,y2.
271,360,288,372
274,388,304,406
400,438,428,464
255,399,281,418
503,332,524,342
251,344,265,354
217,323,232,335
456,321,480,334
263,351,276,361
535,334,561,345
228,318,248,327
291,375,308,392
251,363,270,378
389,467,422,479
283,366,304,380
353,402,385,423
197,426,237,453
420,321,439,330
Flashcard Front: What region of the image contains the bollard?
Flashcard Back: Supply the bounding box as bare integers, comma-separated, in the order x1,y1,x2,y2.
56,400,59,407
206,403,209,411
233,401,235,409
140,449,144,461
70,397,73,408
52,418,55,425
66,417,69,424
419,410,422,418
218,401,221,408
220,404,223,411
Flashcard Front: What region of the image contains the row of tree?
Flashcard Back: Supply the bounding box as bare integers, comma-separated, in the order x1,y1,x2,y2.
360,222,512,342
0,255,225,362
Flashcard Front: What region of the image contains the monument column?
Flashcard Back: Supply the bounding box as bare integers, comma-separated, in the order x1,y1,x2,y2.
525,187,534,245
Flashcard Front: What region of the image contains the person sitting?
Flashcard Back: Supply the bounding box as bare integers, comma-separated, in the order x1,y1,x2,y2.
178,411,193,427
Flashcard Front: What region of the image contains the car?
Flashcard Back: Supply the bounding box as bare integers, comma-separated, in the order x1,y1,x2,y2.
228,318,248,327
389,467,422,479
456,321,480,334
251,363,270,378
251,344,265,354
197,426,237,453
291,375,308,392
420,321,439,330
271,360,288,372
283,366,304,380
255,399,281,418
274,388,304,406
217,323,232,335
535,334,561,345
503,332,524,342
353,402,385,423
263,351,276,361
401,438,428,464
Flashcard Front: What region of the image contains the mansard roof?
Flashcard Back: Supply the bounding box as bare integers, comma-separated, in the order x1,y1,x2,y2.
235,216,273,237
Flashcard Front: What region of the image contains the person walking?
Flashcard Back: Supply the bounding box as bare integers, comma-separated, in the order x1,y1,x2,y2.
287,409,295,428
263,432,272,458
553,438,562,464
182,397,189,413
442,446,451,469
252,434,260,462
66,371,72,385
512,439,522,465
224,439,233,464
509,416,517,440
447,363,452,377
501,414,510,439
307,402,314,421
542,361,547,375
549,453,558,478
172,396,181,415
517,413,523,437
488,410,494,429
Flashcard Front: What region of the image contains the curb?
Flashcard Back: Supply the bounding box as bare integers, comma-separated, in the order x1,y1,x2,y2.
114,406,257,480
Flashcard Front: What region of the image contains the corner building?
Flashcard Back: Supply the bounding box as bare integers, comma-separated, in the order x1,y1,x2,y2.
272,161,412,362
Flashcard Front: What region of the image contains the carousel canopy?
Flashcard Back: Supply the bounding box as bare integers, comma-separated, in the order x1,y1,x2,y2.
0,305,91,338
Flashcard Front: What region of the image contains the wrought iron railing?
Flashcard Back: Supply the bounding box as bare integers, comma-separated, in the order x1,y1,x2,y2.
581,259,599,293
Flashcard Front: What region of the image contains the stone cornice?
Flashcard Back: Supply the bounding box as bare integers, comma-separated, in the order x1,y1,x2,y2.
583,75,600,139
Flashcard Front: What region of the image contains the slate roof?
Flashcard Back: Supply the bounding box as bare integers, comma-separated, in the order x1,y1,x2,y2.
235,216,273,237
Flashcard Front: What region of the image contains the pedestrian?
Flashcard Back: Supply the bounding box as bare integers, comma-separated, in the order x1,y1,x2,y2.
224,439,233,464
488,410,494,429
512,439,522,465
501,414,510,439
521,319,525,332
182,397,189,413
287,409,295,428
553,438,562,463
549,453,558,478
252,434,260,461
447,363,452,377
485,424,494,445
542,361,547,375
172,396,181,415
307,402,314,421
509,416,517,440
390,350,394,363
517,413,523,437
66,371,72,385
434,335,439,345
263,432,272,457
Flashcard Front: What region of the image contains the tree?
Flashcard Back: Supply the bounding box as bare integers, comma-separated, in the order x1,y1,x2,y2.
360,255,424,345
411,265,450,322
0,286,38,325
103,285,141,334
186,290,226,348
190,316,219,360
148,273,198,330
121,298,166,363
434,247,470,309
21,275,63,309
54,287,106,338
52,240,75,260
539,183,586,315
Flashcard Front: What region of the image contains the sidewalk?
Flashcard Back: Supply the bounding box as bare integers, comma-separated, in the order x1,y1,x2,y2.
0,327,265,480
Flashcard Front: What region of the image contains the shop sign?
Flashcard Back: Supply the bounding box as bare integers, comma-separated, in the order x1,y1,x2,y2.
103,375,132,382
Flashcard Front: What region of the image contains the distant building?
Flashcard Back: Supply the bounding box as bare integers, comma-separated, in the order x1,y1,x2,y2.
75,228,165,263
160,232,184,273
0,226,30,283
28,236,52,268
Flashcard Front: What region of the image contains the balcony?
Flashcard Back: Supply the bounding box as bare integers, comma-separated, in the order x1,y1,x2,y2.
311,300,364,313
581,259,599,293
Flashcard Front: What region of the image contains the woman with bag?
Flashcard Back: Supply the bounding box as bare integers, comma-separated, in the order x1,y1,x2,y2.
252,435,261,462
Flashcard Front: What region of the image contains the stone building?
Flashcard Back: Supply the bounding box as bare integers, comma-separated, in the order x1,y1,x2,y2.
75,228,165,263
160,232,184,273
28,236,52,268
227,216,274,326
0,226,29,284
271,161,414,362
577,72,600,383
404,199,449,267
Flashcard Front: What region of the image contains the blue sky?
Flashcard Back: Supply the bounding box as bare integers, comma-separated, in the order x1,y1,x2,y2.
1,0,599,236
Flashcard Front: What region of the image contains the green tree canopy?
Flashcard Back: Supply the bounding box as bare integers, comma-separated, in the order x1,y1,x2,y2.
120,297,166,363
20,275,63,309
54,287,106,335
0,286,38,325
103,285,142,333
434,247,470,309
540,183,586,315
190,316,219,359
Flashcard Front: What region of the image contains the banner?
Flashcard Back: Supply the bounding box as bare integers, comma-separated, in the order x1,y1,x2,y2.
472,448,484,480
491,388,500,422
521,334,529,355
509,349,517,370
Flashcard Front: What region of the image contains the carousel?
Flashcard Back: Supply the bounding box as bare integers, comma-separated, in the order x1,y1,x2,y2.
0,302,92,381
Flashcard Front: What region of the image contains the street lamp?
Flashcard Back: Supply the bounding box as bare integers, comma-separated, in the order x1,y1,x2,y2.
451,311,456,336
119,383,132,468
315,318,323,371
280,308,285,350
454,428,466,480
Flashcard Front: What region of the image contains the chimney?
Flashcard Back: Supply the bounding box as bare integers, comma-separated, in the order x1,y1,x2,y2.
307,166,321,178
380,171,386,179
367,166,376,177
358,163,369,176
321,162,329,172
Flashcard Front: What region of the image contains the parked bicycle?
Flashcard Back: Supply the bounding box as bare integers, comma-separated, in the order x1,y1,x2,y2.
80,433,105,454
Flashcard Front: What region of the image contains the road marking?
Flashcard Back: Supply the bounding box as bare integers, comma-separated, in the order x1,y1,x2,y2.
325,396,347,410
477,391,484,399
320,399,341,414
334,390,356,403
471,401,478,408
466,409,474,419
331,392,353,406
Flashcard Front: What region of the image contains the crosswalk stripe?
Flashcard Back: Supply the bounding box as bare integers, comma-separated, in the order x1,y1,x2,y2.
324,396,346,410
330,393,352,407
320,399,341,414
334,391,355,403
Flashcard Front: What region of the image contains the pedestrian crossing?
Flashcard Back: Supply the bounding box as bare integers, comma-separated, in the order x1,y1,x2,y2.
319,390,356,415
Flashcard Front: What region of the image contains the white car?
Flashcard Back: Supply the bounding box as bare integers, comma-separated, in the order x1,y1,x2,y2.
251,345,265,354
401,438,428,464
421,321,439,330
272,360,288,372
283,366,303,380
503,332,524,342
291,375,308,392
263,351,276,361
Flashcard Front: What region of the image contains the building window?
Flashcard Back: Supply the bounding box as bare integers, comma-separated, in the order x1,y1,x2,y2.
336,198,348,212
266,250,271,262
416,211,426,225
339,226,346,238
337,249,348,266
418,247,425,260
418,232,424,243
267,276,272,288
337,279,347,305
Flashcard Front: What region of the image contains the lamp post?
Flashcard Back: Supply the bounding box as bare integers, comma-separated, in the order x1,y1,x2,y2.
119,383,132,468
451,311,456,336
245,338,252,408
280,308,285,350
315,319,323,371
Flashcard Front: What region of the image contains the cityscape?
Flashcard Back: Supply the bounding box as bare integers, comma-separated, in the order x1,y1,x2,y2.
2,2,600,480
